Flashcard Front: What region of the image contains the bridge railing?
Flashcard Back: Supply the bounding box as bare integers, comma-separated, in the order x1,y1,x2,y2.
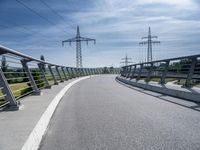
120,54,200,87
0,45,118,109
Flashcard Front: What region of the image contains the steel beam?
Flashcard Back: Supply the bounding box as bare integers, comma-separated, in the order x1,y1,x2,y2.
146,63,153,82
185,57,197,87
61,67,68,80
38,63,51,89
65,67,71,79
130,65,136,79
56,66,64,82
21,59,40,95
160,60,170,84
137,64,143,81
0,68,18,109
48,65,58,85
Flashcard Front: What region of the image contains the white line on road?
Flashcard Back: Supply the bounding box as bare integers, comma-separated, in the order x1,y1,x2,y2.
22,76,90,150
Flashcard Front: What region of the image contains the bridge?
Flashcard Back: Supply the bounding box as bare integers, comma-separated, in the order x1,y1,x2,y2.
0,46,200,150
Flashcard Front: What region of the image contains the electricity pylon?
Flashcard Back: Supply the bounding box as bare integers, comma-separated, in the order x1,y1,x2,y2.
139,27,160,62
120,55,133,66
62,26,96,68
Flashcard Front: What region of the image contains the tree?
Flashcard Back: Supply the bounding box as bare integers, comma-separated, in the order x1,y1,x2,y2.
102,67,109,74
40,55,46,72
109,66,114,74
1,55,8,72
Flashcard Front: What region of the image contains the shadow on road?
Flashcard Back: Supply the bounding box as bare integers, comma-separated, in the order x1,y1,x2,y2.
116,78,200,113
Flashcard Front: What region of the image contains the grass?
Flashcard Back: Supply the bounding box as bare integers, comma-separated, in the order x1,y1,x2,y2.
174,79,200,87
0,82,31,106
0,72,77,107
150,77,177,83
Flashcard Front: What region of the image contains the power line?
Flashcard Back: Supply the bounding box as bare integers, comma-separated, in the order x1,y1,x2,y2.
39,0,76,30
0,18,58,42
0,24,68,48
0,24,32,37
16,0,55,26
15,0,73,36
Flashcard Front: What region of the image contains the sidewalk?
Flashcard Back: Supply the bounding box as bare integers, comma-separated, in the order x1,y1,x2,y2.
0,78,78,150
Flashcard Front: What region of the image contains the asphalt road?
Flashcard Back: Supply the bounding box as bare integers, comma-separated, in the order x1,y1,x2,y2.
39,75,200,150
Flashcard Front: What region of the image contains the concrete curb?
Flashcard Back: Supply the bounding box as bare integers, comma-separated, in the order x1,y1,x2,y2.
116,76,200,103
21,76,90,150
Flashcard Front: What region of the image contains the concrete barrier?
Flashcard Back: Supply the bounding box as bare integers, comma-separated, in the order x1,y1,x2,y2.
116,76,200,103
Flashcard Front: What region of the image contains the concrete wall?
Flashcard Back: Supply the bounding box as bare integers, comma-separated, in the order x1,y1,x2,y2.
116,76,200,103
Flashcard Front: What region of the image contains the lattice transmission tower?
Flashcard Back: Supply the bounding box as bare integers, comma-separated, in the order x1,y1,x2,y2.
62,26,96,68
120,55,133,66
139,27,160,62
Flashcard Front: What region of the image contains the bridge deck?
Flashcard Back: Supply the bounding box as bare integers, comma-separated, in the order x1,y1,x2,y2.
0,78,77,150
39,75,200,150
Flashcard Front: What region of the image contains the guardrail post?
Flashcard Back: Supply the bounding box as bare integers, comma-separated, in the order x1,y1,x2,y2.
123,67,127,77
81,68,85,76
74,68,78,77
65,67,71,79
88,68,91,75
100,68,102,74
130,65,136,79
120,67,124,76
95,68,97,74
95,68,98,74
94,69,96,74
100,68,103,74
185,57,197,87
94,68,97,74
48,65,58,85
56,66,64,82
79,68,83,77
146,63,153,82
160,60,170,84
93,69,95,75
0,68,18,109
121,67,125,77
38,63,51,89
21,59,41,95
90,69,93,75
98,68,101,74
126,66,132,78
124,67,128,77
90,68,93,75
84,68,88,75
71,68,75,78
61,67,68,80
78,68,82,76
137,64,143,81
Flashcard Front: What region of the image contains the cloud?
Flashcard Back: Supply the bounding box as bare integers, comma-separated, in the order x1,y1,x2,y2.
0,0,200,67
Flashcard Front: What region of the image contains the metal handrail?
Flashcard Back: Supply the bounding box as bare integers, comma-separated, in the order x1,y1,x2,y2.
122,54,200,68
120,54,200,87
1,45,121,109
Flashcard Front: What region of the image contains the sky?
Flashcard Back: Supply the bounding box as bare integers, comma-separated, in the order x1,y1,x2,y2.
0,0,200,67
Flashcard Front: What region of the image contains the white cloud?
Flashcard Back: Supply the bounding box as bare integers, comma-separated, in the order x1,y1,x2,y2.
137,0,196,8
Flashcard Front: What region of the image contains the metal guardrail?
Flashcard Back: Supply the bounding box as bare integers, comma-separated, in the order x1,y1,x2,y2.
120,54,200,87
0,45,119,109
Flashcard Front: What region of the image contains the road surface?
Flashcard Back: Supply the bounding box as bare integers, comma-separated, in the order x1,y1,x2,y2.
39,75,200,150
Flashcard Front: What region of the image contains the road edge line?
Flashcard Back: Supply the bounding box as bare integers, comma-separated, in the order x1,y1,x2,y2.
21,76,90,150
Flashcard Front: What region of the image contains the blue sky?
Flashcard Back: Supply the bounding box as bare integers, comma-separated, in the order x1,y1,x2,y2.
0,0,200,67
